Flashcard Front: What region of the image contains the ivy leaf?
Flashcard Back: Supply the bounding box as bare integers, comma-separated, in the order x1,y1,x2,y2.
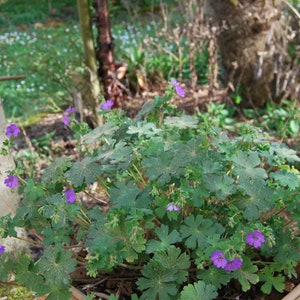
180,281,218,300
260,267,285,294
137,260,178,300
42,157,72,183
146,225,181,253
180,215,224,249
38,245,76,288
65,157,103,187
164,115,198,129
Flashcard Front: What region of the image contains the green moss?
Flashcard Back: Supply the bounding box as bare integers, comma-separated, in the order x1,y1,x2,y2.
0,285,36,300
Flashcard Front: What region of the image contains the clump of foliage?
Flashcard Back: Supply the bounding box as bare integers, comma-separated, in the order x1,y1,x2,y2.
0,285,35,300
0,83,299,299
0,0,77,27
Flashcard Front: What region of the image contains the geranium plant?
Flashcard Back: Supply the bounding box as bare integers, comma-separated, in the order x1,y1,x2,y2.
0,82,299,299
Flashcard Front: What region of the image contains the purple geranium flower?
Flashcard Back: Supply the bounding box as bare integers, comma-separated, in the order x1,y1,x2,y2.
166,204,180,211
6,124,20,137
171,79,185,98
65,189,76,203
101,99,114,110
65,107,75,114
246,230,265,248
4,174,19,188
62,107,75,125
0,245,5,255
63,115,70,126
210,251,227,268
224,258,243,271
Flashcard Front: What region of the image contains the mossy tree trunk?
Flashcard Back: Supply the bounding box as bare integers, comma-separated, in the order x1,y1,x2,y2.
77,0,102,126
207,0,297,107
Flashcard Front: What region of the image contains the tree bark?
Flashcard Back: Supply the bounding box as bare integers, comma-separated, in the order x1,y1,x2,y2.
94,0,120,107
77,0,102,126
207,0,294,107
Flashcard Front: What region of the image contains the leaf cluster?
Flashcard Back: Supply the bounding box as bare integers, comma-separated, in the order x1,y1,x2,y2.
0,89,299,299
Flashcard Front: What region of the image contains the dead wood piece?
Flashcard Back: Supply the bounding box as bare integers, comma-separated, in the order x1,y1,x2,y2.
0,75,26,81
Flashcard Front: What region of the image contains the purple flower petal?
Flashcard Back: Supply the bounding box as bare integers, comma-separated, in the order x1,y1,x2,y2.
224,258,242,271
166,204,180,211
4,175,19,188
65,189,76,203
246,230,265,248
175,84,185,98
0,245,5,255
211,251,227,268
6,124,20,137
65,107,75,114
63,115,70,126
170,79,185,98
101,99,114,110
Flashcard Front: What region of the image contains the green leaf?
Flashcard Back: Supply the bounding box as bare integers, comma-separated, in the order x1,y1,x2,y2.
119,221,147,263
146,225,181,253
260,267,285,294
274,231,300,265
137,246,190,299
197,267,231,289
236,180,274,221
65,157,103,187
43,286,72,300
180,281,218,300
270,142,300,162
127,121,162,137
38,245,76,288
180,215,224,249
14,255,48,296
164,115,198,129
23,179,45,202
232,151,267,181
234,258,259,292
142,150,185,185
270,169,299,190
42,157,72,183
109,181,141,208
83,122,118,144
137,260,178,300
155,246,190,284
135,100,156,121
204,174,236,200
